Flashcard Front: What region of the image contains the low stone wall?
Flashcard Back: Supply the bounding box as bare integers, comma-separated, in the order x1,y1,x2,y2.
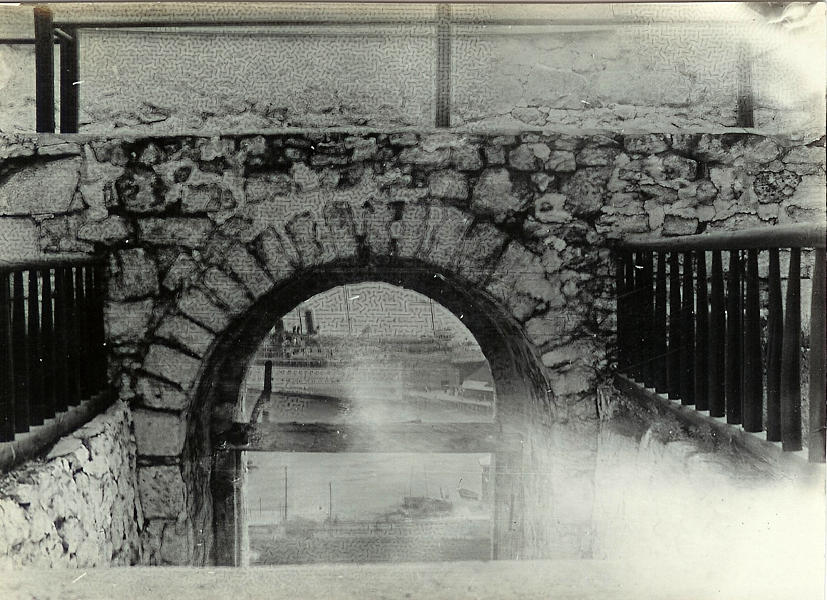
0,401,141,568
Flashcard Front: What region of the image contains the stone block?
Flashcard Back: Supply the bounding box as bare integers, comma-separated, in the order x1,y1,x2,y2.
752,169,800,204
535,193,571,224
471,168,524,220
290,162,320,192
511,107,544,125
224,244,274,299
561,168,611,217
155,314,215,357
255,227,299,283
115,166,169,214
135,376,189,411
545,151,576,172
77,216,132,245
662,214,699,236
108,248,159,301
524,314,564,347
0,157,81,216
676,180,718,205
508,144,542,171
176,284,230,333
576,147,617,167
138,218,213,248
142,344,202,391
105,299,154,344
451,146,483,171
782,145,824,165
550,365,595,397
388,132,418,146
202,268,252,316
347,137,378,162
483,146,506,166
622,134,670,155
137,466,186,519
245,174,291,204
428,170,468,201
181,183,235,214
398,147,451,168
133,409,186,457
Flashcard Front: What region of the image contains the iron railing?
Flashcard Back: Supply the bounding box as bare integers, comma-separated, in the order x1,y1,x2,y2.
0,4,759,133
0,257,107,443
615,223,827,462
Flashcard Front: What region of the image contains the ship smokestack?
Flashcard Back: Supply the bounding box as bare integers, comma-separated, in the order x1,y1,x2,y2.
304,310,315,335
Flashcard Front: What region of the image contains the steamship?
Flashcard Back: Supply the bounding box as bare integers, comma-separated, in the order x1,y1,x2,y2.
243,310,495,424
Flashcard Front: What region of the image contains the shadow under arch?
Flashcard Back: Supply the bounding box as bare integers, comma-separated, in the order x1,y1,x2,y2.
186,257,554,565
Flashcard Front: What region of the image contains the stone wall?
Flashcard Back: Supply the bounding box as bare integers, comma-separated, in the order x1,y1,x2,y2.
0,128,823,564
0,401,141,568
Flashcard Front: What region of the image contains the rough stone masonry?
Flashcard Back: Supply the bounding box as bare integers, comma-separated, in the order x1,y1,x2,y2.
0,128,824,564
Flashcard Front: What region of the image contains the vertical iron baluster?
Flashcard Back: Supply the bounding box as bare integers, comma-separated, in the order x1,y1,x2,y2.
615,253,627,372
94,263,107,390
667,252,681,400
12,271,29,433
680,252,695,405
694,251,709,411
708,250,726,418
808,247,826,462
84,266,96,395
66,267,80,406
625,253,638,379
641,251,655,388
632,252,646,381
765,248,783,441
74,266,88,399
725,251,743,424
27,270,43,426
54,266,69,412
0,271,14,441
780,248,802,451
654,252,668,393
40,268,55,421
742,249,763,432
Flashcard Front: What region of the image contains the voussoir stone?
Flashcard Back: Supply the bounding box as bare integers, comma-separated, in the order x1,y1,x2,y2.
177,286,230,333
137,466,186,519
134,376,189,411
155,314,215,357
201,268,252,315
133,409,186,457
141,344,201,391
223,244,274,299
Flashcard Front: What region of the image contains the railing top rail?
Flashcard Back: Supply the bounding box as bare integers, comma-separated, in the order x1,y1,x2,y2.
616,222,826,251
0,255,103,272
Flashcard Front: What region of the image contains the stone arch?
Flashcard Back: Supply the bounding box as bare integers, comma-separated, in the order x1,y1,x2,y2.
122,199,589,565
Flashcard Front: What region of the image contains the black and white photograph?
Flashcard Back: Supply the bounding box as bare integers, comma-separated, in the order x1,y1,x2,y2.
0,1,825,598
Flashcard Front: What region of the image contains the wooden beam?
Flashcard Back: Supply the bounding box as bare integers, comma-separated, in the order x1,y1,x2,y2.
225,422,515,453
34,6,55,133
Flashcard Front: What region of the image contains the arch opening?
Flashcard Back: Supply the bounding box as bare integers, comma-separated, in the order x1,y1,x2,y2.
188,259,553,565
